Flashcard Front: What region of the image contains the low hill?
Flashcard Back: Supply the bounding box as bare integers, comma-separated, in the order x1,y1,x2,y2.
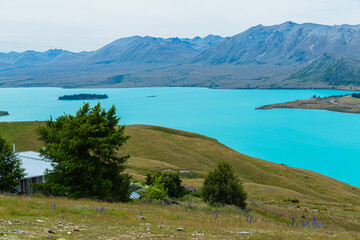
284,53,360,89
1,121,359,231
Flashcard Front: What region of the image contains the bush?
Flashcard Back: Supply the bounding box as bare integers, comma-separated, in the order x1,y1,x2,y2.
129,182,145,193
136,187,149,197
146,171,186,198
143,185,167,200
202,162,247,209
190,191,202,198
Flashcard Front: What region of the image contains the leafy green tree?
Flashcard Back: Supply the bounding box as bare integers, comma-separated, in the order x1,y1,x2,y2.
146,171,185,198
202,162,247,209
37,102,130,201
0,135,25,193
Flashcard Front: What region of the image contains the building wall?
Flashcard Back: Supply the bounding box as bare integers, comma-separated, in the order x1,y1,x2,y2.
19,176,44,194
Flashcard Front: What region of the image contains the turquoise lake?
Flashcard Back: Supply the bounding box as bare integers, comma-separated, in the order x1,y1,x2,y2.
0,87,359,186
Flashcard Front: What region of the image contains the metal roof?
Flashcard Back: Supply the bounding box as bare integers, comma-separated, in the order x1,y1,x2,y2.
18,151,53,179
129,191,141,199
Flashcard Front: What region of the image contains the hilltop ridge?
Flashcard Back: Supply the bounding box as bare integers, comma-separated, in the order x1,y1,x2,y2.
1,22,360,89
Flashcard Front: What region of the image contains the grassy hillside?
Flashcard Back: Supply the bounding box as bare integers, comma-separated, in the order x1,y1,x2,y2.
1,121,360,234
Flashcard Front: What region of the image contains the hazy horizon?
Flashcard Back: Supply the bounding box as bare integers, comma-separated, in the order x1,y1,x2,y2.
1,0,360,52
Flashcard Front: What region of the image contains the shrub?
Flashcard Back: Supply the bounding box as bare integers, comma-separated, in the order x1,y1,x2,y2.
143,185,167,200
129,182,145,193
202,162,247,209
136,187,148,197
284,198,300,203
146,171,186,198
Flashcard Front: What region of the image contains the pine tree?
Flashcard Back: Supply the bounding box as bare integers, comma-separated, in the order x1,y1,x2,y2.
37,102,130,201
0,135,25,193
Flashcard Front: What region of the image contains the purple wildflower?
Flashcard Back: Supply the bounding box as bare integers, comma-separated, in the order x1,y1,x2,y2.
100,205,105,214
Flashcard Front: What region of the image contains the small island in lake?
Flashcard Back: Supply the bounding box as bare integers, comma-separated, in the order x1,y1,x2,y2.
0,111,9,117
257,93,360,114
58,93,108,100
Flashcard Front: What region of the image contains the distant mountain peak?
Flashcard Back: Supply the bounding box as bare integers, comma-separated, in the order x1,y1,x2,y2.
2,22,360,89
280,21,298,26
195,22,360,65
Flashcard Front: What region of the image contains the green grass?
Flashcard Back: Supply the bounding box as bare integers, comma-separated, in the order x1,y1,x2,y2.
0,121,360,238
339,95,360,104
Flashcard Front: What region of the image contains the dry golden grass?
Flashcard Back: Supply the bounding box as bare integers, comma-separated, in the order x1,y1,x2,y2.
257,96,360,114
0,121,360,237
0,195,359,240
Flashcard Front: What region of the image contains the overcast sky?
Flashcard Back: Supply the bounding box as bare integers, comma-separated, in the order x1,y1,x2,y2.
1,0,360,52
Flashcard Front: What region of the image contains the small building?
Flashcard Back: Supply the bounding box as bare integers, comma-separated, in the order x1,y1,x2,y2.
129,191,141,200
17,151,53,194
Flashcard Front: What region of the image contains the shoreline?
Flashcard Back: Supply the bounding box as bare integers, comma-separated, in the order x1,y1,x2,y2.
0,85,359,91
256,95,360,114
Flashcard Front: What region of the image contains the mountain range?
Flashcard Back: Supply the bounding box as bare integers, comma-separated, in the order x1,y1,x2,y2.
1,21,360,89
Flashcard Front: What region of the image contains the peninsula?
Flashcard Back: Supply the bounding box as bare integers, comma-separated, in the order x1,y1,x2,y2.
0,111,9,116
58,93,108,100
257,94,360,114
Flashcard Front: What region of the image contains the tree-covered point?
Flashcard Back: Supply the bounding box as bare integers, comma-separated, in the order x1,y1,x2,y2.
323,93,360,98
58,94,108,100
0,134,25,193
202,162,247,209
0,111,9,117
36,102,130,201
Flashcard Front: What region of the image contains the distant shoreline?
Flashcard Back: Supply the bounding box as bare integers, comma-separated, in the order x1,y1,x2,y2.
257,95,360,114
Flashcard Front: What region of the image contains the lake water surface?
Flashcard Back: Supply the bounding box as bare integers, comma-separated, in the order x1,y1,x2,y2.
1,87,359,186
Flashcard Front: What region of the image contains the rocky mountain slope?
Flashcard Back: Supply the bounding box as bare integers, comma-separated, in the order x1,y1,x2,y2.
284,53,360,88
1,22,360,89
195,22,360,65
